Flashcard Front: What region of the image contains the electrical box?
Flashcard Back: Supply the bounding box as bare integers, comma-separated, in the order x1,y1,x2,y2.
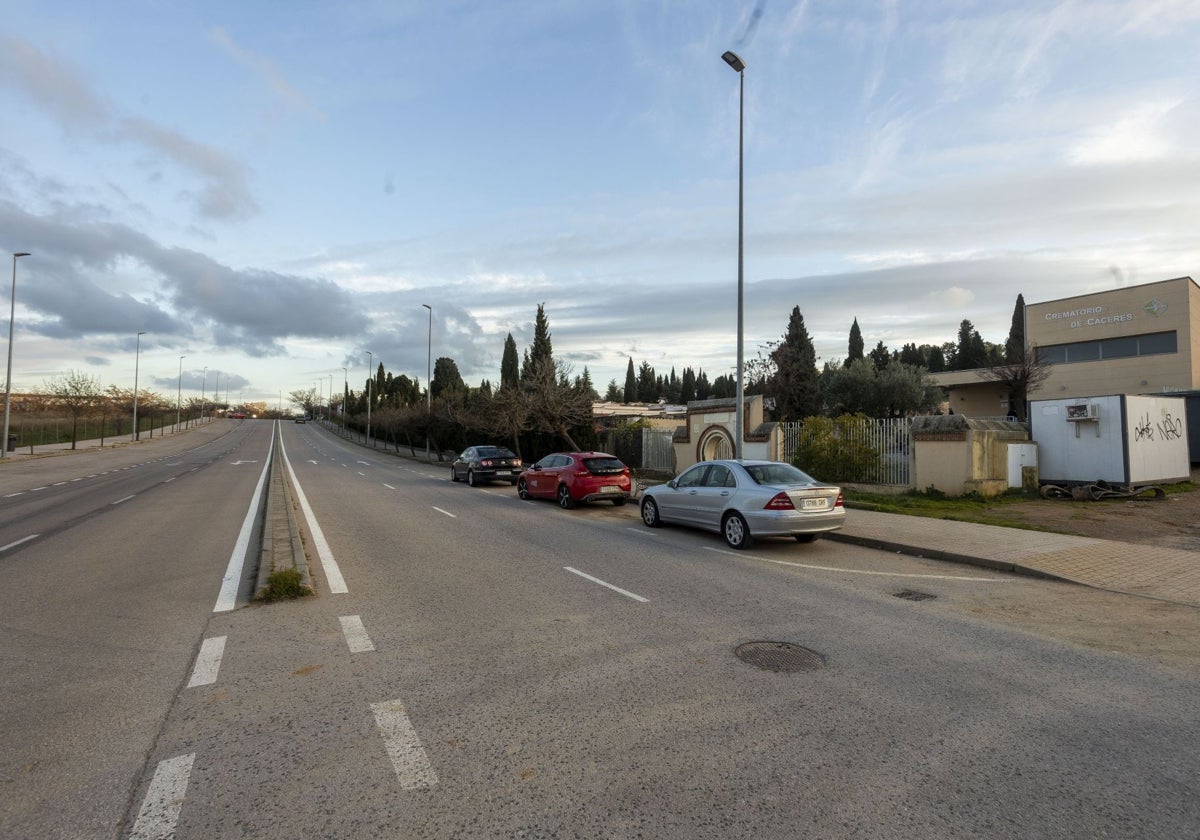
1065,403,1100,422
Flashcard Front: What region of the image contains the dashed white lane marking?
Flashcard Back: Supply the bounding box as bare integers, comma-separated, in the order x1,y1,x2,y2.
187,636,227,688
111,495,136,505
0,534,39,552
339,615,375,653
432,506,456,518
564,566,649,603
703,546,1010,581
129,753,195,839
371,700,438,790
383,483,397,490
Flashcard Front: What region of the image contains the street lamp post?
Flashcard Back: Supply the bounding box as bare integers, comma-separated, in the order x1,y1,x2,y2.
214,372,221,415
132,331,147,441
176,355,186,433
328,374,333,423
341,367,347,432
365,350,374,447
422,304,432,462
722,49,746,461
201,366,207,425
2,251,30,460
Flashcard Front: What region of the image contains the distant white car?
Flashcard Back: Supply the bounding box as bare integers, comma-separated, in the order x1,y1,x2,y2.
639,459,845,549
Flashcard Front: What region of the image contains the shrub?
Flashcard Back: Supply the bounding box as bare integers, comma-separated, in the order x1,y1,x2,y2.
789,414,880,483
259,568,313,601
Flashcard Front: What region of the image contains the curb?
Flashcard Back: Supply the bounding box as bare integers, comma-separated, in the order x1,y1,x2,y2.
823,532,1066,581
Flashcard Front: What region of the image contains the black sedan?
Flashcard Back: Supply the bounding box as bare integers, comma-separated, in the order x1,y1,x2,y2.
450,445,523,486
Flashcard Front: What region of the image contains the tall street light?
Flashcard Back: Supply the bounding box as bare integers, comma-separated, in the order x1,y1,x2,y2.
422,304,432,462
201,366,207,424
132,331,147,441
341,366,348,432
365,350,373,447
328,373,333,423
722,49,746,461
176,355,186,433
214,372,221,414
2,251,30,460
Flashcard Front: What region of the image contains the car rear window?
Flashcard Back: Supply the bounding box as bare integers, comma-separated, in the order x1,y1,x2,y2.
583,457,625,475
478,447,515,458
744,463,816,485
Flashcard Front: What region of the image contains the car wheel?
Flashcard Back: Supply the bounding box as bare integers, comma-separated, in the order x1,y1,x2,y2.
723,512,753,550
450,466,460,482
611,497,626,507
517,478,530,500
794,533,820,543
467,469,477,487
641,498,661,527
557,484,575,509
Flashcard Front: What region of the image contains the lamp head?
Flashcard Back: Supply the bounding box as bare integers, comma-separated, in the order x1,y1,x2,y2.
13,252,30,259
721,51,745,73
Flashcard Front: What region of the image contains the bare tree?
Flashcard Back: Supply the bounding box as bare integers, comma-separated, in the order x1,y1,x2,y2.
43,370,103,449
978,342,1052,421
524,358,593,451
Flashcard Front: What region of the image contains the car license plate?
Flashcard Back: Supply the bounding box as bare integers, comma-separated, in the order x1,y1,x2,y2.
802,498,826,510
496,470,511,476
600,485,620,493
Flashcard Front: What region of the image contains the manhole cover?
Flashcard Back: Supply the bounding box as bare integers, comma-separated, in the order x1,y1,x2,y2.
894,589,937,601
734,641,825,673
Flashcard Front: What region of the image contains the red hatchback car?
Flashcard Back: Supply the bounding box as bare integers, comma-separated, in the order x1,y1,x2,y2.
517,451,632,508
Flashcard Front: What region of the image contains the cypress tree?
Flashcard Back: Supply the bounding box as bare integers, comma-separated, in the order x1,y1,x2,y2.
623,358,638,402
500,333,520,390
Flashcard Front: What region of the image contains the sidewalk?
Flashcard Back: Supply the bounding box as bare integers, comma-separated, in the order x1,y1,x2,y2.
0,420,216,461
829,509,1200,608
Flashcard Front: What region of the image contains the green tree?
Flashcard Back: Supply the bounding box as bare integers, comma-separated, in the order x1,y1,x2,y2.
623,357,638,403
680,368,696,403
500,333,520,390
768,306,820,420
847,318,865,365
604,379,622,401
868,340,890,371
637,361,658,402
953,320,988,370
431,357,466,401
1004,294,1026,363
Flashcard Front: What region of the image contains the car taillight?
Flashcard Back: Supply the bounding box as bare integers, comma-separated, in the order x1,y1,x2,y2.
764,492,795,510
481,459,493,467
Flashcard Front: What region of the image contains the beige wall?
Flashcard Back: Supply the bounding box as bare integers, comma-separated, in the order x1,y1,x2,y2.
1027,276,1199,397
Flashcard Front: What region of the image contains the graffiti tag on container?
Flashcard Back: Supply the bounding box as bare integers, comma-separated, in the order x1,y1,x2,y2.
1157,410,1184,441
1134,413,1155,442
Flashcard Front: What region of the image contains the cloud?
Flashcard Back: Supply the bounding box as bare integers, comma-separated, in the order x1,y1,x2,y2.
1066,100,1181,165
0,35,256,221
210,27,326,122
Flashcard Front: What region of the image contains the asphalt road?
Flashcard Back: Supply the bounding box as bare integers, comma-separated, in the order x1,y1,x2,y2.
2,420,1198,838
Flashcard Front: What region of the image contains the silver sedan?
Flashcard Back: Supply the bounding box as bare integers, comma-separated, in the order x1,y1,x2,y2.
639,459,845,549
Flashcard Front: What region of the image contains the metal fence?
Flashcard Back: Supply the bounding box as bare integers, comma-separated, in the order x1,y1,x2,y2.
642,427,676,472
779,417,912,486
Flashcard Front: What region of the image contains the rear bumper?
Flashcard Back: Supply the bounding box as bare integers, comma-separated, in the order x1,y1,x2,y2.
579,488,631,503
743,508,846,536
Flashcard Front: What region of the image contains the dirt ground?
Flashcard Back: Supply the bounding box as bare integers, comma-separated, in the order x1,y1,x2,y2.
993,473,1200,552
956,467,1200,672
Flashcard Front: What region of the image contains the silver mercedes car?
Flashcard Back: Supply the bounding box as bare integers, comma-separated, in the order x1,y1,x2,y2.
639,459,845,549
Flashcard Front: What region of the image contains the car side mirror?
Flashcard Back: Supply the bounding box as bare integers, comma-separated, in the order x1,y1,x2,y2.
532,465,542,471
667,479,678,489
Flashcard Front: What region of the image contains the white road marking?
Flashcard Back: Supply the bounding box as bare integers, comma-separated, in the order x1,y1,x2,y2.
339,615,376,653
112,495,136,505
52,481,67,486
187,636,227,687
214,439,273,613
432,506,456,518
4,492,24,498
164,477,176,483
703,546,1010,581
129,753,195,840
371,699,438,790
383,483,397,490
31,486,47,492
563,566,649,602
280,434,348,594
0,534,39,552
357,471,366,476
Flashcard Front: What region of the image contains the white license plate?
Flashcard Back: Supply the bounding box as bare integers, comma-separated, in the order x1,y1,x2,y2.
801,498,826,510
600,485,621,493
495,470,511,476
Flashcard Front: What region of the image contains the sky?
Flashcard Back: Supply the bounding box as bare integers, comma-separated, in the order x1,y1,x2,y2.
1,0,1198,408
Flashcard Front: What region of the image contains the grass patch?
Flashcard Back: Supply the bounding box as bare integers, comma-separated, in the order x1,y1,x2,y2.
259,568,313,601
842,487,1047,529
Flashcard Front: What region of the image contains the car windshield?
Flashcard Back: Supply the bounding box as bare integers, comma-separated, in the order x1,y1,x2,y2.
743,463,817,486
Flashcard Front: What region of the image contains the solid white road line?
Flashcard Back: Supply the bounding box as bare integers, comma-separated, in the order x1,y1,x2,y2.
371,700,438,790
129,753,195,840
187,636,227,688
279,433,348,594
214,435,273,613
432,507,456,518
111,495,136,505
0,534,39,552
563,566,649,602
339,615,376,653
703,546,1009,581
